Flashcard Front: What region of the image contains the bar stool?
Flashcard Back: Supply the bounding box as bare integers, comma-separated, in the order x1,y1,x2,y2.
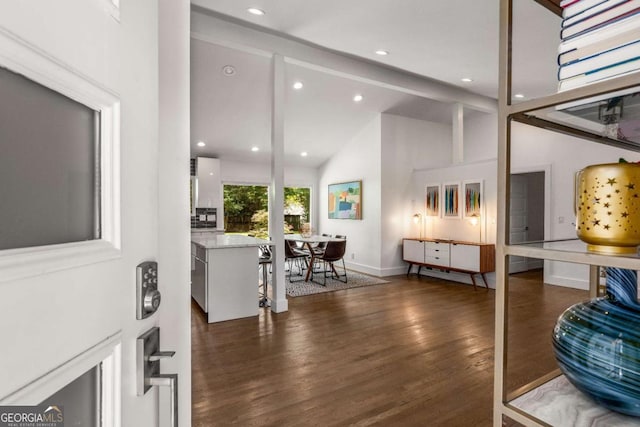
258,245,272,307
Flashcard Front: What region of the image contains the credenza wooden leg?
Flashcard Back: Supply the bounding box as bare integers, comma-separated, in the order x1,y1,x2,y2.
470,274,478,291
481,273,489,290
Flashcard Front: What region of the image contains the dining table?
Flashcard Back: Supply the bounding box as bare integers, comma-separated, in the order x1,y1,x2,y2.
285,234,346,282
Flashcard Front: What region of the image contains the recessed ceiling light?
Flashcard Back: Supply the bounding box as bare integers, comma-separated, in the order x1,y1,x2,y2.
375,50,389,56
251,146,259,152
514,93,525,99
300,152,308,157
222,65,236,76
197,141,205,147
247,7,265,16
293,81,303,90
461,78,473,83
353,94,363,102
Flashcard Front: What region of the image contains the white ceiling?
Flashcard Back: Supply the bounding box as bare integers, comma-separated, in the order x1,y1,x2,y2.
190,0,561,166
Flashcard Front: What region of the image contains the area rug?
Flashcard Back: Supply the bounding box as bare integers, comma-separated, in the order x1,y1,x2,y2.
285,271,390,297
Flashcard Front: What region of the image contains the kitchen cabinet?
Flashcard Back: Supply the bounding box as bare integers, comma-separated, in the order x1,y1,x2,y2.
191,234,271,323
196,157,221,209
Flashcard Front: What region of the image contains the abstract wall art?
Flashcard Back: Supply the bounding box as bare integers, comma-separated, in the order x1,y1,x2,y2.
463,180,482,218
328,180,362,219
425,184,440,217
443,182,460,218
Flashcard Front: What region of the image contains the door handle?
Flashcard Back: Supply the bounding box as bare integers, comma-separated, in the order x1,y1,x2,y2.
137,327,178,427
149,374,178,427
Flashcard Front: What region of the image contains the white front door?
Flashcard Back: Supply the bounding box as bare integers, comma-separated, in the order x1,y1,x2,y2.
0,2,190,426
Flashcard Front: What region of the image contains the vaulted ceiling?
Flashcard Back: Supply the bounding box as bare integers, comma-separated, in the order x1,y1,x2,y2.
190,1,562,166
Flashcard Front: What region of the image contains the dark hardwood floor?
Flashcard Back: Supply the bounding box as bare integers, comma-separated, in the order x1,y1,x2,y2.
192,271,586,426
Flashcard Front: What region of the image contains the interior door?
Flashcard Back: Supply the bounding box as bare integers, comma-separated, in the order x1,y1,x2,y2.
509,174,530,274
0,2,190,426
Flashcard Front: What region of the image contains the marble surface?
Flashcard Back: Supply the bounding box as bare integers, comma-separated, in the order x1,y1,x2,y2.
511,375,640,426
192,234,271,249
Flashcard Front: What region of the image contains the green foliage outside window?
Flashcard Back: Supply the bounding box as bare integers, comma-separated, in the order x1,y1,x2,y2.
223,185,310,236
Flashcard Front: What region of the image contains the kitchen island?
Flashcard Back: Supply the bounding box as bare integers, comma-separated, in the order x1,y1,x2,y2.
191,234,271,323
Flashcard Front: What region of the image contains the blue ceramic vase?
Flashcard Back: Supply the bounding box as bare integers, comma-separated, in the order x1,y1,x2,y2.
552,267,640,416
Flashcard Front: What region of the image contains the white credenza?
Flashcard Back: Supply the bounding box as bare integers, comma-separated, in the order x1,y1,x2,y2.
402,238,495,290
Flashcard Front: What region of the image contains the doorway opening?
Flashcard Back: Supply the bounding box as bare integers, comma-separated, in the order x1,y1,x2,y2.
509,171,545,274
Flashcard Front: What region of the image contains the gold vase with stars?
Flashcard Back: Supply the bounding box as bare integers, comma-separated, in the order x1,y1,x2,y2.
576,162,640,254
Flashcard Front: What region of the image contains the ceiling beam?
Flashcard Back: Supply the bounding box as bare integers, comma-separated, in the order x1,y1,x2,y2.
191,6,497,114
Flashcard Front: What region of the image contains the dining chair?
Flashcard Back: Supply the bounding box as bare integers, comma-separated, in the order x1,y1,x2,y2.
311,239,347,286
288,233,306,250
284,239,308,282
258,245,272,307
312,233,332,256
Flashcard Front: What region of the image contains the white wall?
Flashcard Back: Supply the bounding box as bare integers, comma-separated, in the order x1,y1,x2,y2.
381,114,451,275
511,121,633,289
464,111,498,163
319,116,382,275
411,111,498,244
403,110,498,287
317,110,497,278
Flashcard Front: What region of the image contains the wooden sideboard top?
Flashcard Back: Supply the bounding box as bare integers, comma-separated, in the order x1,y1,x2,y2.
403,237,495,247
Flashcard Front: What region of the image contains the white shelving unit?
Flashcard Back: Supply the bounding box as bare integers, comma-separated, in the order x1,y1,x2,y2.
494,0,640,425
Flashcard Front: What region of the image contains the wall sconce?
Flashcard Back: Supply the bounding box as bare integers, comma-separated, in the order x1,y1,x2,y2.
413,213,423,238
469,213,481,242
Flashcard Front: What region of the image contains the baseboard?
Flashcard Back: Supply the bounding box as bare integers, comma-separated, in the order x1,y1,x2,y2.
344,264,407,277
378,266,407,276
270,297,289,313
343,261,382,277
544,273,588,290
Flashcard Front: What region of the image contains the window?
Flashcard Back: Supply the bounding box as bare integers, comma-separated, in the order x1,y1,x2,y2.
0,66,99,250
0,28,120,282
223,184,311,237
284,187,310,232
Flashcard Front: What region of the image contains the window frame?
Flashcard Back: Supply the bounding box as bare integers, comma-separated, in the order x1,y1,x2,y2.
0,28,121,283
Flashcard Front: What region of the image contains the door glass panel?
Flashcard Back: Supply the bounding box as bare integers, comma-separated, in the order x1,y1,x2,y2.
0,66,99,250
40,364,101,427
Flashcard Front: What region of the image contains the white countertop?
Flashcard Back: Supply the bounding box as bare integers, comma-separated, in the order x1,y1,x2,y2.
192,234,272,249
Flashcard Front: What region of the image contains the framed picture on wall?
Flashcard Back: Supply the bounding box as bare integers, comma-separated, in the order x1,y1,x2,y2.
328,180,362,219
443,182,460,219
463,180,483,219
425,184,440,217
